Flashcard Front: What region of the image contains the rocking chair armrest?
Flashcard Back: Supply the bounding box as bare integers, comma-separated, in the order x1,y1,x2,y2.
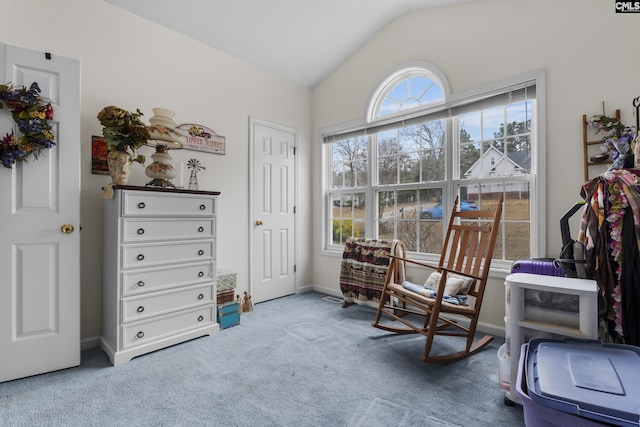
387,255,483,282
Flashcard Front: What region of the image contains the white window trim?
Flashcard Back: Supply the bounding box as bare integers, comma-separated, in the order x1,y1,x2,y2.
321,69,547,276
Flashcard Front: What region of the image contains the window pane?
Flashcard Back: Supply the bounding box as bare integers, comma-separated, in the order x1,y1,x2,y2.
422,148,445,181
378,129,399,185
504,183,530,220
399,125,420,151
378,219,394,240
400,153,420,184
504,222,530,260
507,100,532,134
332,219,363,246
381,120,446,185
419,221,444,254
378,190,395,219
330,191,366,245
483,106,504,139
410,76,431,99
460,142,481,179
460,111,480,142
331,136,368,189
418,188,443,220
397,221,417,251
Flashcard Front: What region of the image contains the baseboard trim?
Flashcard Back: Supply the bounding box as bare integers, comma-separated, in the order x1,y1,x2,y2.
81,336,101,351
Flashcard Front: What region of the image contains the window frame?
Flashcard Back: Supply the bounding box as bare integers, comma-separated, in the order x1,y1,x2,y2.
321,68,546,273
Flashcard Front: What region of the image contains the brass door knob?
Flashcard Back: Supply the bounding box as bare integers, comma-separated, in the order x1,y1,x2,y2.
256,220,264,226
61,224,75,234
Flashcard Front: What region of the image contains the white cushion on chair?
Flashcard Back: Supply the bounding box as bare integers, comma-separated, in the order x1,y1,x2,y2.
424,271,470,296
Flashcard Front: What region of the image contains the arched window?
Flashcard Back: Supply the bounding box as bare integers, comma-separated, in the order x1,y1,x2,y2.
368,64,449,120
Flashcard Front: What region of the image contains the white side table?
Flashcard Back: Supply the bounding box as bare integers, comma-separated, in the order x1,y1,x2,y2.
503,273,598,405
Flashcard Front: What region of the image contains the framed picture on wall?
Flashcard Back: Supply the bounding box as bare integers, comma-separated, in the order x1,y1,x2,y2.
91,135,109,175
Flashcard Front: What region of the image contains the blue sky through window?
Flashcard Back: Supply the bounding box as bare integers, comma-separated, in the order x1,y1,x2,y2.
377,75,444,118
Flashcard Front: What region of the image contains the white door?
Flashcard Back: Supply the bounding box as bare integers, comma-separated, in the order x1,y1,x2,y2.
0,44,80,382
249,118,296,303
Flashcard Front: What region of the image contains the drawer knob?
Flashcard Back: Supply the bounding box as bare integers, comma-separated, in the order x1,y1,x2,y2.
137,254,145,261
198,271,204,278
136,331,144,339
137,228,145,235
137,306,145,313
137,281,145,287
138,202,146,209
198,293,204,300
198,250,204,256
198,315,204,322
198,226,204,233
199,204,206,210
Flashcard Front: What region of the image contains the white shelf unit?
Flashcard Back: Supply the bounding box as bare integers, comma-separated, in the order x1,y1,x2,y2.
503,273,598,404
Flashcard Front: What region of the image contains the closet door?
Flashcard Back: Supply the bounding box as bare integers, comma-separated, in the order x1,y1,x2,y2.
0,44,81,382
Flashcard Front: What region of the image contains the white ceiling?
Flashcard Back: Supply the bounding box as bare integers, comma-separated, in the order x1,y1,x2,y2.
104,0,476,88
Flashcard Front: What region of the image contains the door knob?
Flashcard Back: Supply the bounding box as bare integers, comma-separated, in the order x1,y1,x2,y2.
61,224,74,234
256,220,264,226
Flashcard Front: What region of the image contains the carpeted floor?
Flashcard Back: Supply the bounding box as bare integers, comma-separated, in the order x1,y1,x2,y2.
0,291,524,426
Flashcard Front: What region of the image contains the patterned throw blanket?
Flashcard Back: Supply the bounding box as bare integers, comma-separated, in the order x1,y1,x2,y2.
340,238,404,307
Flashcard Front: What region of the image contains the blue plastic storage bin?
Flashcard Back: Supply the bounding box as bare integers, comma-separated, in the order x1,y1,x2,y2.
517,339,640,427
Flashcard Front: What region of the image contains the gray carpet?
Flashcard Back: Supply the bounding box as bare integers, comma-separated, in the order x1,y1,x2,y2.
0,291,524,426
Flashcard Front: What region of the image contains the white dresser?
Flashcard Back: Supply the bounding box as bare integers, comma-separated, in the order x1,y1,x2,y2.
100,186,220,366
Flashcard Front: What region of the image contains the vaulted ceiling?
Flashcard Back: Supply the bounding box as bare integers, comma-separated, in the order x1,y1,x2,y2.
104,0,477,88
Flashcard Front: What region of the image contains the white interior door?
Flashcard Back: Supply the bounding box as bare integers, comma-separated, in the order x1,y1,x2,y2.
249,118,296,303
0,44,80,382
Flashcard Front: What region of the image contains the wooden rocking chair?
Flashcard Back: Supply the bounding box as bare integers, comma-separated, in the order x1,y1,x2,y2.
371,194,504,363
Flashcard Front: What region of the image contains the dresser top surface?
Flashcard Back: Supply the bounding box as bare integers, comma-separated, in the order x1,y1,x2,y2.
113,185,220,196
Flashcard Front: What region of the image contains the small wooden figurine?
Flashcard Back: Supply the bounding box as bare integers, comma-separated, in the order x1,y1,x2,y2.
236,294,243,313
242,291,254,312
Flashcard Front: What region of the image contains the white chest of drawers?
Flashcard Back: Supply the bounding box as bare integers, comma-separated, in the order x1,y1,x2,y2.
100,186,221,366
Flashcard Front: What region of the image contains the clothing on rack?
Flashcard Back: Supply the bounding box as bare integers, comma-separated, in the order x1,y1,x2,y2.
579,169,640,345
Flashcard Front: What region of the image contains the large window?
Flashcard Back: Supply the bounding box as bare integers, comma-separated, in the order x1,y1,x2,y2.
324,67,544,269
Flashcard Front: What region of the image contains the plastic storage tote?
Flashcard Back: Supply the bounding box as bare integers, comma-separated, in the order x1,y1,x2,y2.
516,339,640,427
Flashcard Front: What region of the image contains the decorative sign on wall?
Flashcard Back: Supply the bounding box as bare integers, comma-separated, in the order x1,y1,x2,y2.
176,123,225,155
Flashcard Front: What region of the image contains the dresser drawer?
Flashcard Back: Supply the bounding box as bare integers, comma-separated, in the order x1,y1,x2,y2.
122,305,214,349
122,191,214,217
122,240,214,268
122,284,213,322
122,218,215,242
122,262,213,296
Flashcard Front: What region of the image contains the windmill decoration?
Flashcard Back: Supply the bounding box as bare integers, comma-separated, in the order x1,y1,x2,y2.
187,158,205,190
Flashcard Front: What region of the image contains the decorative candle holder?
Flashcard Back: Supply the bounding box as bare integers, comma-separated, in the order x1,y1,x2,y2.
145,108,185,188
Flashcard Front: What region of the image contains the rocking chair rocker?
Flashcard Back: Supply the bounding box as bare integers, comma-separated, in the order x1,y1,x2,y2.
372,195,503,363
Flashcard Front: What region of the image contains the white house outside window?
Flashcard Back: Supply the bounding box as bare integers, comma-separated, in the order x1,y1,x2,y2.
324,66,544,269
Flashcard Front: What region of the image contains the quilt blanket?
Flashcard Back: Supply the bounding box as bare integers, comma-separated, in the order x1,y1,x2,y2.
340,237,403,306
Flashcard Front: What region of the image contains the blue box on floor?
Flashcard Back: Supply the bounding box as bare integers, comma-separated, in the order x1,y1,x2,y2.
217,302,240,329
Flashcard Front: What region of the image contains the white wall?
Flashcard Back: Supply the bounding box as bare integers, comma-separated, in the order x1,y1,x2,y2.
311,0,635,332
0,0,312,342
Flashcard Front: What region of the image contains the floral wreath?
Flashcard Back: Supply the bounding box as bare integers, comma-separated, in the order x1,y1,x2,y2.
0,82,55,169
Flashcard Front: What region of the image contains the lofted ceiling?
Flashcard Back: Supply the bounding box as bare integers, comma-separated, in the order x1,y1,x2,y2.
104,0,477,88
